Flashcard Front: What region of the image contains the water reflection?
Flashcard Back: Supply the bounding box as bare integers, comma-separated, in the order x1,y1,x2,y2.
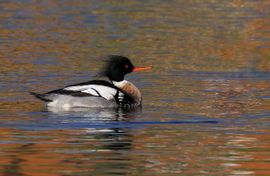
1,143,35,176
46,106,141,121
0,0,270,175
202,78,254,117
0,108,137,176
53,127,134,176
80,128,133,176
0,127,134,176
17,106,142,131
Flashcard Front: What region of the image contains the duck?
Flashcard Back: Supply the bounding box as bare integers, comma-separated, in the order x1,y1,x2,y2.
31,55,152,109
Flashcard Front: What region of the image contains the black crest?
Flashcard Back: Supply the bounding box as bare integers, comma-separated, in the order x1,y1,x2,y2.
100,55,134,81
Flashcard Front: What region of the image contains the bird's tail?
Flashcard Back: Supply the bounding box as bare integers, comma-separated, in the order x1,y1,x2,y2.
30,92,52,102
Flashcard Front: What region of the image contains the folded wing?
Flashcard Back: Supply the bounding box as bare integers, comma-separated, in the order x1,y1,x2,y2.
46,80,118,101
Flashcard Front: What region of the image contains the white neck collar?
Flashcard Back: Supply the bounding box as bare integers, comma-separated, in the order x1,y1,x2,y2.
112,80,128,88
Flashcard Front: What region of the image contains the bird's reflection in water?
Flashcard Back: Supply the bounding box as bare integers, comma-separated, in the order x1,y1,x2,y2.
1,107,141,176
45,106,140,175
80,127,133,175
46,106,141,121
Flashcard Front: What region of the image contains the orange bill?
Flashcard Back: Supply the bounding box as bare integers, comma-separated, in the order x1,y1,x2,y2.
133,66,152,72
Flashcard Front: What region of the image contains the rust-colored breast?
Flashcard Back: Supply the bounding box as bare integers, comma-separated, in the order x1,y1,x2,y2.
120,82,142,104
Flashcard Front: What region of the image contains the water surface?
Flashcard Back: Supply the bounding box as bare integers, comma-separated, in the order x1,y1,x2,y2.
0,0,270,175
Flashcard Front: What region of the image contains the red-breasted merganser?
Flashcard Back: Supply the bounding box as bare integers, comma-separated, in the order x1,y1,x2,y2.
31,55,152,109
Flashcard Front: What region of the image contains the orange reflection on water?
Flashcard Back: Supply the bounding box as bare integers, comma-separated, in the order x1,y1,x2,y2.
0,0,270,175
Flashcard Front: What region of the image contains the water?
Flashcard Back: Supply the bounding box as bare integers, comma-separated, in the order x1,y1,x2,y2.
0,0,270,175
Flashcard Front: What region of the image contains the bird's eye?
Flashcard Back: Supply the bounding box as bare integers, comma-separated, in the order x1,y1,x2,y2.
125,65,129,69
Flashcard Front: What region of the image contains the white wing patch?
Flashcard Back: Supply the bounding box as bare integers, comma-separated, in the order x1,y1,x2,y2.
64,85,117,100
